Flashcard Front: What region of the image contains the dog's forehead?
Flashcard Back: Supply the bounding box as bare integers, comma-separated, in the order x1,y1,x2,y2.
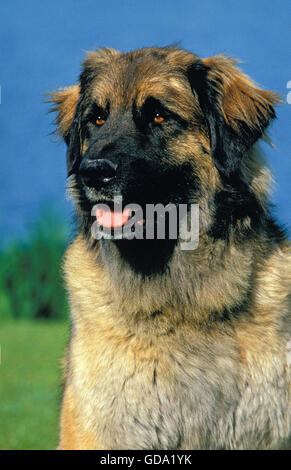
86,49,194,110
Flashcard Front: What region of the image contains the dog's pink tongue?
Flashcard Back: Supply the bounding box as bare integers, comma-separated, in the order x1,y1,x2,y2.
96,208,130,228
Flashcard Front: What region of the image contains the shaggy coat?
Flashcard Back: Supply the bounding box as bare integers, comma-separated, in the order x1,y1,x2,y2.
49,47,291,449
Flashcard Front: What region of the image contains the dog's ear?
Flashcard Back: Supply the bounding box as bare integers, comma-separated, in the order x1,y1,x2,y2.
187,56,280,177
48,85,81,176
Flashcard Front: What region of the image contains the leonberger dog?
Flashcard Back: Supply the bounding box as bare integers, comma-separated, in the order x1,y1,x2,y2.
49,46,291,450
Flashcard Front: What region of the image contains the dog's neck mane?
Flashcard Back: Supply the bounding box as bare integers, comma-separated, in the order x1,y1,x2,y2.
92,233,256,326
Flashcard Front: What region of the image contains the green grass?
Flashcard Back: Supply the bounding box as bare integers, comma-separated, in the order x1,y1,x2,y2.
0,320,69,449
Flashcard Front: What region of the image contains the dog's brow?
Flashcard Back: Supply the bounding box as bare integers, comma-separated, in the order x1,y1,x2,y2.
85,101,109,118
133,78,195,114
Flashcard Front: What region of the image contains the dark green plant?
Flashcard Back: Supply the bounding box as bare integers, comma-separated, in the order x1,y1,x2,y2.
0,212,69,320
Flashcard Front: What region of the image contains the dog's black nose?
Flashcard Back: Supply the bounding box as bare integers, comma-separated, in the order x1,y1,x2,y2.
79,159,117,187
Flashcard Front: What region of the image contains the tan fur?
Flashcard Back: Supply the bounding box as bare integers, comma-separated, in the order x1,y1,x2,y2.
58,383,106,450
59,235,291,449
50,47,291,450
203,56,281,131
47,85,80,138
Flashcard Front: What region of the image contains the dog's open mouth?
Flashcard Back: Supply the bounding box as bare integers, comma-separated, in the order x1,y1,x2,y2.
95,205,145,229
93,200,183,240
96,207,131,228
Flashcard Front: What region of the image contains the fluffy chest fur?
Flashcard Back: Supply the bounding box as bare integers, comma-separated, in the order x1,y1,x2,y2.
63,236,291,450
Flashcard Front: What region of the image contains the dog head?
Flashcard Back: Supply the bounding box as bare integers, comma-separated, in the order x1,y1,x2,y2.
49,47,279,273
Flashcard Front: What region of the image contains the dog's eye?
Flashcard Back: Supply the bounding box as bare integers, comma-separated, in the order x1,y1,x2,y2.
95,116,106,126
153,112,165,124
